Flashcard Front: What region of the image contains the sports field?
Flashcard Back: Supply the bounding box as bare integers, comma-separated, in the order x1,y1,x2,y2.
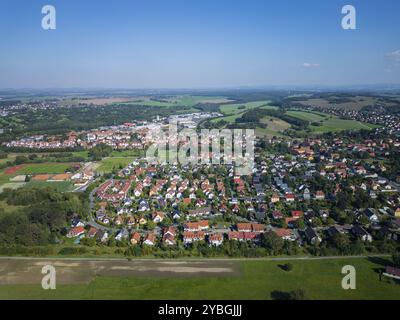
9,163,76,175
0,162,77,192
0,257,398,300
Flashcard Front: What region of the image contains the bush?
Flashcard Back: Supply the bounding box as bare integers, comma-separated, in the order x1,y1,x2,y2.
285,263,293,271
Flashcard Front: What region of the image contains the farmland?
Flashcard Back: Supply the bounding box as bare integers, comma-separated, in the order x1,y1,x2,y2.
120,95,234,108
256,116,291,138
292,95,400,111
0,257,398,300
219,100,271,115
211,101,278,125
286,110,379,133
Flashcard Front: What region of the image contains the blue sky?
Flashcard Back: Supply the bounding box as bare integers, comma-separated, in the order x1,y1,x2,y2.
0,0,399,88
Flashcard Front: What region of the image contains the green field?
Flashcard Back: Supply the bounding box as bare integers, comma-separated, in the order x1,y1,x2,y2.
0,257,398,300
121,95,233,108
110,149,144,158
96,157,135,174
220,100,272,115
256,116,291,138
212,102,278,125
286,110,379,133
15,163,76,175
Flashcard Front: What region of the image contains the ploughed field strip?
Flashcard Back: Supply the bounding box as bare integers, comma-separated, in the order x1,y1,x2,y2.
0,259,240,285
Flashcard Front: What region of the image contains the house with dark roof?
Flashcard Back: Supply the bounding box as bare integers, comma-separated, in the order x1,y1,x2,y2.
352,224,373,242
304,227,321,244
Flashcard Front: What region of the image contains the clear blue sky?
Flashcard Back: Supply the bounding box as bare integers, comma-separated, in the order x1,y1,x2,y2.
0,0,399,88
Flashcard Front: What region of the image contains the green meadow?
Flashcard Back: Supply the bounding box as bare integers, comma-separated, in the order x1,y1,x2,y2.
15,163,75,175
96,157,135,174
219,100,272,115
286,110,379,133
0,258,398,300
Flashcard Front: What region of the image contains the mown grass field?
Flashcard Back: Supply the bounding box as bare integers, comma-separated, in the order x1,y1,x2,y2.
286,110,379,133
14,163,76,175
0,258,398,300
96,157,135,174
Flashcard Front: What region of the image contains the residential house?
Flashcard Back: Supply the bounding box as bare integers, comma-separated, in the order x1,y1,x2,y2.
184,220,209,232
352,225,373,242
67,226,85,238
87,227,98,238
315,191,325,201
304,227,321,244
187,206,211,218
364,208,379,223
273,228,297,241
143,233,156,246
285,193,295,202
152,211,165,223
130,232,141,245
208,233,223,246
183,231,205,244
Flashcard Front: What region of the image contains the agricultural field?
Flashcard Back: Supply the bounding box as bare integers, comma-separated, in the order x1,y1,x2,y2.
120,95,234,108
212,102,278,125
294,95,399,111
256,116,291,138
286,110,379,134
0,257,398,300
219,100,271,115
210,113,244,124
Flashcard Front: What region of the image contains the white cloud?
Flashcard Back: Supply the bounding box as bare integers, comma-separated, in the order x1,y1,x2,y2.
302,62,320,68
387,49,400,62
